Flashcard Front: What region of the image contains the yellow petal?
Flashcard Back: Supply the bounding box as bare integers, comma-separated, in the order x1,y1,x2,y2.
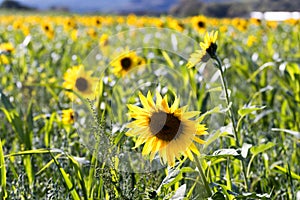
161,98,170,112
146,91,156,110
193,136,206,144
190,143,200,155
155,91,162,107
133,136,148,148
185,149,194,161
170,95,179,113
139,91,151,110
142,137,155,155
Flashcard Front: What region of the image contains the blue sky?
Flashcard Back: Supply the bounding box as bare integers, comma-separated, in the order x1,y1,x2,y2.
0,0,176,13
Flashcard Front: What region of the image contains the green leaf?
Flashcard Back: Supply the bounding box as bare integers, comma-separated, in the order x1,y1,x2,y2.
66,155,88,200
238,105,266,117
250,142,275,156
0,139,7,199
0,89,13,110
212,192,226,200
273,165,300,180
36,154,62,176
161,50,175,68
23,155,34,186
205,149,241,161
247,62,275,82
50,153,81,200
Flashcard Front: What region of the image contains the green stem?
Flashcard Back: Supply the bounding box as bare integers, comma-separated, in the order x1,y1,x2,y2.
215,56,240,146
193,154,212,197
213,55,250,191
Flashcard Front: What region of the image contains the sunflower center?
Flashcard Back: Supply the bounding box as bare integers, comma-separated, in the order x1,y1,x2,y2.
149,111,182,141
197,21,205,28
120,57,132,70
96,19,101,25
75,77,88,92
206,43,218,59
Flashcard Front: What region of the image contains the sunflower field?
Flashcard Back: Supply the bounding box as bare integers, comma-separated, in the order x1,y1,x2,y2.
0,12,299,200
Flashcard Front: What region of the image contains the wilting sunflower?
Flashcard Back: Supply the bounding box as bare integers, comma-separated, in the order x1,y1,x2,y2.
111,51,139,77
192,15,207,33
187,30,218,68
63,65,97,100
61,109,76,124
126,91,207,166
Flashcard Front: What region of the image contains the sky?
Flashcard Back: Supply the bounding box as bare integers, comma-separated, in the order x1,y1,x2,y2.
0,0,177,13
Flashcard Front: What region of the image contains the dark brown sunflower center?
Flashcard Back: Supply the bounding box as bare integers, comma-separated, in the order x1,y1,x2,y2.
75,77,88,92
44,25,49,31
197,21,205,28
120,57,132,70
96,19,101,25
70,112,74,120
149,111,182,141
205,43,218,59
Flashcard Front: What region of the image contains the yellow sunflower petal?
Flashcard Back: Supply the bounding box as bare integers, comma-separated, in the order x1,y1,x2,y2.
193,136,206,144
189,143,200,155
142,137,155,155
170,95,179,113
155,91,163,107
139,91,151,110
146,91,156,110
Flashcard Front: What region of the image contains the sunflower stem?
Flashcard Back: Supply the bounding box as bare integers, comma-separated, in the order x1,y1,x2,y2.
213,55,250,191
193,154,212,197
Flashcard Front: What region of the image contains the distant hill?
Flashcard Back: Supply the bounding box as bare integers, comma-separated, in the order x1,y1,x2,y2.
0,0,34,10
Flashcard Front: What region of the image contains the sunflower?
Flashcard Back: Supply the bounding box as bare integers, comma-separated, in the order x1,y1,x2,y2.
41,22,54,39
63,65,97,100
0,42,14,54
187,30,218,68
111,51,139,77
192,16,207,33
61,109,76,124
126,91,207,166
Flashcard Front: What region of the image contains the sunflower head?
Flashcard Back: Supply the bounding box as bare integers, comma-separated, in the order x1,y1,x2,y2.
0,42,14,54
192,16,207,33
187,30,218,68
111,51,139,77
63,65,97,100
61,109,76,124
126,91,207,166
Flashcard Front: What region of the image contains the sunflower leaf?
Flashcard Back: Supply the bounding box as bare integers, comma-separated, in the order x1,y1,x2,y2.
250,142,275,157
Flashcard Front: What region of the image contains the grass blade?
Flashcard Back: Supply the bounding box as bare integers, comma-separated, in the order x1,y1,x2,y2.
0,139,7,199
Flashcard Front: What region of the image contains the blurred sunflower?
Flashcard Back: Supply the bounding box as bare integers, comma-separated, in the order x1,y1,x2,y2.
99,34,109,47
187,30,218,68
0,42,14,54
111,51,139,77
247,35,257,47
192,16,207,33
41,22,54,39
63,65,97,100
0,55,9,64
61,109,76,124
126,91,207,166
